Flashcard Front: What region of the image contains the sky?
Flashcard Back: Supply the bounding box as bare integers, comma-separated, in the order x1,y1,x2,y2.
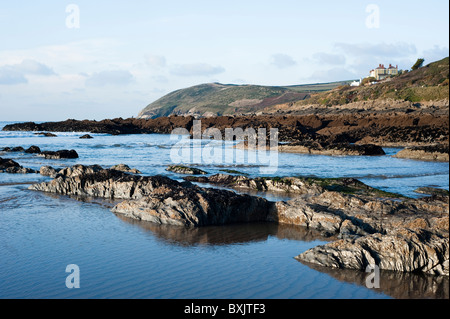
0,0,449,121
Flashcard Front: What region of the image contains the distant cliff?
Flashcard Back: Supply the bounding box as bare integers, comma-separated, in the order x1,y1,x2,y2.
137,82,349,119
138,57,449,118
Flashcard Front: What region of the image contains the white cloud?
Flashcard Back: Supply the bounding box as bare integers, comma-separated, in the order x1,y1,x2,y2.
0,59,55,85
85,70,135,87
145,55,167,68
270,54,296,69
170,63,225,77
15,59,56,76
0,68,28,85
312,52,346,65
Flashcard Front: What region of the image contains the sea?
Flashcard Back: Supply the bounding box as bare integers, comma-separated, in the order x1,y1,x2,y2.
0,121,448,299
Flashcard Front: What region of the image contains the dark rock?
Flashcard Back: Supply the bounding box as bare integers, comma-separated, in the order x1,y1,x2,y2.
2,113,448,147
27,165,449,276
0,157,21,170
38,149,79,159
30,164,179,198
110,164,141,174
394,144,449,162
29,165,272,227
11,146,25,152
184,174,401,198
296,229,449,276
112,186,272,227
3,166,37,174
0,157,37,174
2,146,40,153
415,187,449,197
80,134,94,139
39,166,59,177
34,132,57,137
25,146,41,154
166,165,208,175
284,191,449,276
276,141,386,156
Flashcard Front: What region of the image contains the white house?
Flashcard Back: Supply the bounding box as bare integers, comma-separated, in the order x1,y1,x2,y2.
350,79,362,87
369,64,398,81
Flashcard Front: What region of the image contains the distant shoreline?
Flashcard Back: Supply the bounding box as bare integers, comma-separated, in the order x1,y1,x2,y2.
3,107,448,152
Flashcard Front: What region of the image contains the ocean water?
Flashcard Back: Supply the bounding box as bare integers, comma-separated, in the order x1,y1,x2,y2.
0,121,448,299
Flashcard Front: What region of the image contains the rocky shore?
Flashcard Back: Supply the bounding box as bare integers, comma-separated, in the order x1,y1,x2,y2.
37,149,79,159
235,140,386,156
166,165,208,175
2,146,79,160
3,111,448,148
393,144,449,162
29,165,272,227
279,142,386,156
0,157,37,174
3,110,448,162
26,165,449,276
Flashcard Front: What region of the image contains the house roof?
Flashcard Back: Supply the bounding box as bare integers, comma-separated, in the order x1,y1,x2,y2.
375,64,398,70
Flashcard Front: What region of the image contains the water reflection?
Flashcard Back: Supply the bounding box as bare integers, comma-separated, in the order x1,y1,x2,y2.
298,261,449,299
117,214,449,299
41,191,120,208
37,190,449,299
115,215,331,247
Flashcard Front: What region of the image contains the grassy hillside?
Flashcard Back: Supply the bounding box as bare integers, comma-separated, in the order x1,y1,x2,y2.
138,81,350,119
138,57,448,119
295,57,449,107
283,81,353,93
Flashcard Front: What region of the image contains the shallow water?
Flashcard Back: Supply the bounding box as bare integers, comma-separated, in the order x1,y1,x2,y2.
0,121,448,299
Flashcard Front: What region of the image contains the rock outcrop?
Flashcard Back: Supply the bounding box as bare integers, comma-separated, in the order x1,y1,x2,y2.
297,228,449,276
34,132,57,137
166,165,208,175
29,165,272,227
236,141,386,156
39,166,59,177
30,164,170,199
79,134,94,139
415,187,449,197
279,142,386,156
393,144,449,162
2,145,41,154
110,164,141,174
283,191,449,276
37,149,79,159
1,146,79,159
184,174,401,198
112,187,271,227
1,146,25,152
25,146,41,154
27,166,449,276
187,174,324,195
3,112,448,147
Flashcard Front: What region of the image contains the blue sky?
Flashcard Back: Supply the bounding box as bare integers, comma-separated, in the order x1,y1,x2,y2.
0,0,449,121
